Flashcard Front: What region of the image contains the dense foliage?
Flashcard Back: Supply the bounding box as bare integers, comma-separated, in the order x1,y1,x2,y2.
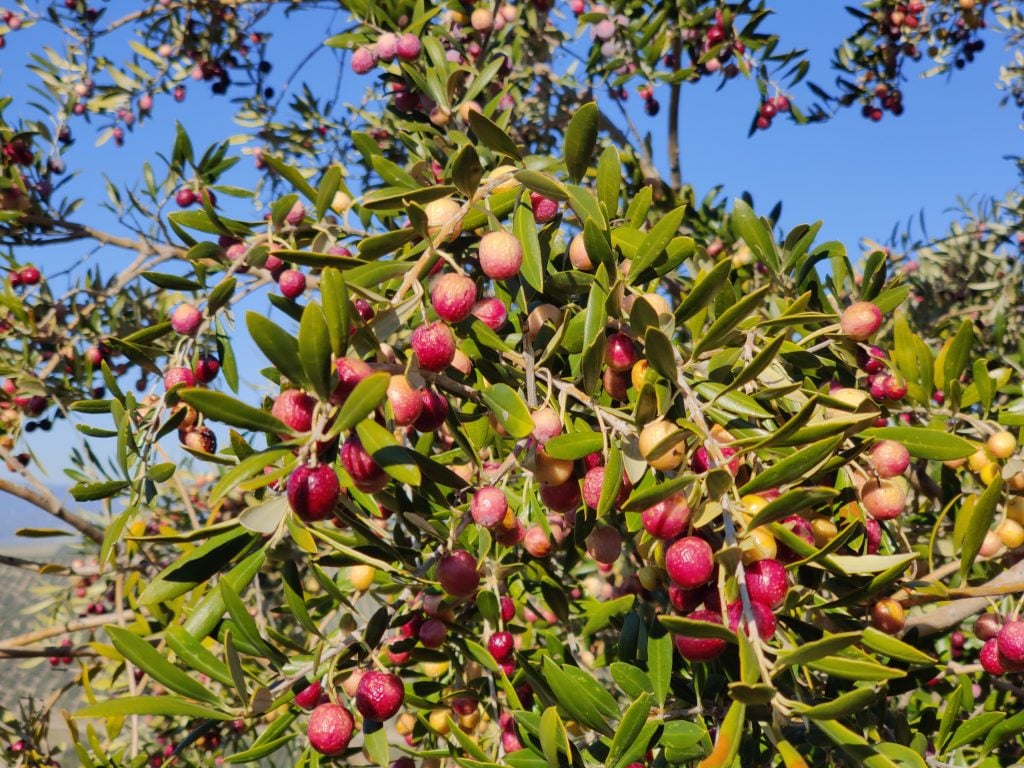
1,2,1024,767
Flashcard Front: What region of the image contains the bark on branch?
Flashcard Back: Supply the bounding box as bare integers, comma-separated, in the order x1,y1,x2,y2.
0,610,132,648
0,476,104,545
901,558,1024,639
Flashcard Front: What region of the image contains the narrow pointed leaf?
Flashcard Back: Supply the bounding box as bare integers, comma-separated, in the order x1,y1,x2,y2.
564,102,598,183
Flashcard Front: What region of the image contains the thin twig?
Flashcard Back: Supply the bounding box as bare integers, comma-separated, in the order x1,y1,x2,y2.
0,610,134,648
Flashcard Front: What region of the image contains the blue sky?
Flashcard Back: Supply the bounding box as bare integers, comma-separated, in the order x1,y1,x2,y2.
1,0,1021,479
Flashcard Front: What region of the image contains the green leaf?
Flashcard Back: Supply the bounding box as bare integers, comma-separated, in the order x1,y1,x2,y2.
675,260,733,323
960,474,1004,580
514,203,544,293
629,205,686,281
319,268,350,356
165,625,235,688
691,285,771,359
567,185,603,226
827,552,916,575
564,102,598,183
609,662,653,698
363,720,391,766
875,743,927,768
747,487,839,529
646,629,674,708
357,228,417,260
596,146,620,217
982,709,1024,752
773,632,861,670
814,719,900,768
178,389,287,436
298,302,332,401
107,626,221,705
583,266,610,353
330,372,390,436
597,442,623,517
860,627,935,665
207,277,237,314
362,185,458,212
452,145,483,198
226,734,295,764
183,549,266,640
480,384,533,439
694,382,772,419
806,656,906,681
468,111,522,160
138,526,257,605
644,328,677,381
356,420,421,486
261,153,317,201
246,312,307,389
937,683,963,753
541,657,613,736
70,480,129,501
659,615,737,643
543,431,604,460
730,200,778,272
146,462,176,482
716,333,787,398
859,426,975,461
142,272,203,291
661,720,707,763
622,473,697,512
269,250,363,270
699,699,745,768
582,219,615,273
739,435,845,495
219,580,280,662
974,359,994,414
539,706,569,768
940,319,973,393
465,638,500,673
76,696,232,720
606,692,653,768
947,711,1005,751
515,169,569,201
790,686,882,720
581,595,635,637
222,631,244,705
735,630,761,687
14,528,74,538
560,664,620,719
239,495,290,534
315,165,342,220
727,682,776,706
447,716,491,762
625,186,652,227
569,185,598,225
210,448,293,505
859,250,887,300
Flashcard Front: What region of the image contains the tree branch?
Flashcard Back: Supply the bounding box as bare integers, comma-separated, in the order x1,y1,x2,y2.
902,557,1024,639
0,610,133,648
0,474,104,545
19,215,182,257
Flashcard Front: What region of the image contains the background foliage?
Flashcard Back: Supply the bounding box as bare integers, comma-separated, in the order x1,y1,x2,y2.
0,1,1023,767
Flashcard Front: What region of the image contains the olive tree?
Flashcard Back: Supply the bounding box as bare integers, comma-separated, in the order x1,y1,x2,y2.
1,2,1024,767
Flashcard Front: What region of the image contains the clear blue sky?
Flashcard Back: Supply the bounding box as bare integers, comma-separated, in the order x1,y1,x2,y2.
1,0,1020,478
